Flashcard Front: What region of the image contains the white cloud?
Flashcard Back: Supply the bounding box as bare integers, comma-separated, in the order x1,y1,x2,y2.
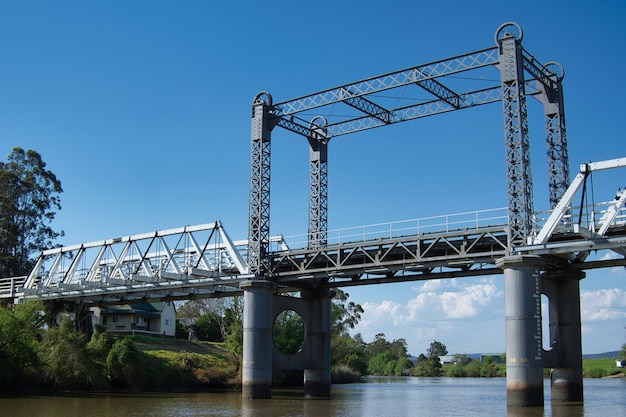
581,288,626,321
356,281,503,343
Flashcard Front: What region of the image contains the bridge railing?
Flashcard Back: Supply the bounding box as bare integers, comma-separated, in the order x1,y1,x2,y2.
0,276,26,299
531,200,626,238
273,207,509,251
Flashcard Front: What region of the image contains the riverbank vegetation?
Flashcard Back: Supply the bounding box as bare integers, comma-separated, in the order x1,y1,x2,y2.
0,301,240,392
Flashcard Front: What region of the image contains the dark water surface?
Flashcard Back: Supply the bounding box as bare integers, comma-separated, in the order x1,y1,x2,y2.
1,377,624,417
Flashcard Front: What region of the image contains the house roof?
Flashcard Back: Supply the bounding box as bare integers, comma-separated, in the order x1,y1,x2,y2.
101,303,161,318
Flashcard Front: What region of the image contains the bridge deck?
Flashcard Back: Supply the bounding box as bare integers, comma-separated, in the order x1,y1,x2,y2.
1,203,625,304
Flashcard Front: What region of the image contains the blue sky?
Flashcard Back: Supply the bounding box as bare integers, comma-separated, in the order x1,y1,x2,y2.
1,1,625,355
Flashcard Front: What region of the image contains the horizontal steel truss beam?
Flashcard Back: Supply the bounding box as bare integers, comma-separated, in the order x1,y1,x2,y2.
275,84,541,139
267,226,510,282
273,47,499,116
17,277,249,305
270,46,557,139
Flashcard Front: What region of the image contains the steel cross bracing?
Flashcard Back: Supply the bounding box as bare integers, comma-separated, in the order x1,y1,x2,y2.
9,223,289,304
247,22,570,275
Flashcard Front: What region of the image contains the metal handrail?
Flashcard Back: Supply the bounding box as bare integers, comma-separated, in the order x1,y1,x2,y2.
275,207,509,251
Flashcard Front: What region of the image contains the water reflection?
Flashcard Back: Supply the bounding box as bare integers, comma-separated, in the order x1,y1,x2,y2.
0,378,623,417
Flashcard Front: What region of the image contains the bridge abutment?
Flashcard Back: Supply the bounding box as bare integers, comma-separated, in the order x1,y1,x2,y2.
497,255,544,407
241,280,274,399
542,270,585,403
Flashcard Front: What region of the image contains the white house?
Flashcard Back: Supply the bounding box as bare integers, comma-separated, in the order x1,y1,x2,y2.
90,302,176,337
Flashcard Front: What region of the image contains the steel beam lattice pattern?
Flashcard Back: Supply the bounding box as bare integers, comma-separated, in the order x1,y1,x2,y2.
19,223,249,304
498,27,534,245
273,47,499,118
248,94,274,276
308,121,329,249
539,62,569,208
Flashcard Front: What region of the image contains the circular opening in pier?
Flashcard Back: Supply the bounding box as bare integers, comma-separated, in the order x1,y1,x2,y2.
273,309,305,356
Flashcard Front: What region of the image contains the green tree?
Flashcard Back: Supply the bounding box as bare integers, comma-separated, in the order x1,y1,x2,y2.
0,301,43,385
331,289,364,335
223,296,243,365
193,311,224,342
106,338,142,388
273,309,305,355
39,318,101,389
427,340,448,358
412,354,443,377
0,148,63,277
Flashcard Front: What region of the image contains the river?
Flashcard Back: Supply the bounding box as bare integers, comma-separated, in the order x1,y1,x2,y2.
1,377,624,417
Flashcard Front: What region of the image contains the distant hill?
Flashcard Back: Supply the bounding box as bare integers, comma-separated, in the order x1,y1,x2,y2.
409,351,622,363
583,351,620,360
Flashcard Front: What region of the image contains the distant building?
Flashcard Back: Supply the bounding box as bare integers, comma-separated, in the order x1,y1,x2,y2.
90,302,176,337
616,360,623,368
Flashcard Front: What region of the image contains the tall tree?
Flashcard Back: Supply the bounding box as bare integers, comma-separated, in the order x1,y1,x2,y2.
0,148,63,277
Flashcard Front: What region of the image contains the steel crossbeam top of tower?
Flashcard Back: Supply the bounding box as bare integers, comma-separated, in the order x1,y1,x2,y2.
247,21,570,276
268,30,558,140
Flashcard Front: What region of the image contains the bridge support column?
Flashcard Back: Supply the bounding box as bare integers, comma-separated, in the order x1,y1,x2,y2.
302,288,332,398
241,280,274,399
542,270,585,403
497,255,544,407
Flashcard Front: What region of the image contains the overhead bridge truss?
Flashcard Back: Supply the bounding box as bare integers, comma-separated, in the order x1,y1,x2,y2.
248,22,571,277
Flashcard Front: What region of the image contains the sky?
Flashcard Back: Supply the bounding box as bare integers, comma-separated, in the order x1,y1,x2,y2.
1,0,625,355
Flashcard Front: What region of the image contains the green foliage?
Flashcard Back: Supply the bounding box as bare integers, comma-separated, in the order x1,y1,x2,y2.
427,340,448,358
106,338,142,387
412,355,443,377
364,334,412,376
87,324,115,359
39,318,103,389
0,148,63,277
273,309,304,356
0,301,43,385
368,351,397,375
223,296,243,364
331,289,364,336
193,311,223,342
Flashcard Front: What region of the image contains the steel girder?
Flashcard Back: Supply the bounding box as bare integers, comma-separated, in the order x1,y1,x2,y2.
272,47,499,119
267,226,510,284
497,28,534,245
536,61,569,209
248,94,274,276
308,121,329,249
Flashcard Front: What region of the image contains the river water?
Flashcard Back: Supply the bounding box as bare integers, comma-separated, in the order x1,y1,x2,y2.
1,377,624,417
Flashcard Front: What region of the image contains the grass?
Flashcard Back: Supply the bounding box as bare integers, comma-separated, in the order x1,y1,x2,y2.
582,358,624,378
126,336,241,389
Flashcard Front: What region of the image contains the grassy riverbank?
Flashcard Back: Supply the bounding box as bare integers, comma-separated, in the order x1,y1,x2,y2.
122,336,241,390
582,358,624,378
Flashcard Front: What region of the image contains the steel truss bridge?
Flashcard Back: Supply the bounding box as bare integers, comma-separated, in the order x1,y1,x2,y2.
1,21,625,406
2,162,625,304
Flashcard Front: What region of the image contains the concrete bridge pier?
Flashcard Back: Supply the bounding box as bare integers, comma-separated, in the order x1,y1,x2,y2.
497,255,544,407
542,270,585,403
301,289,332,398
241,280,274,399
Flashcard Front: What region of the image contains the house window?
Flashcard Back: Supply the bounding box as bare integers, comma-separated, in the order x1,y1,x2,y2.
165,319,172,326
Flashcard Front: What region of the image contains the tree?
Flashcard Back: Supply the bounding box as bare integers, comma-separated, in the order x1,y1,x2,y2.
39,318,102,389
0,301,43,385
273,309,305,355
331,289,364,336
427,340,448,358
0,148,63,277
